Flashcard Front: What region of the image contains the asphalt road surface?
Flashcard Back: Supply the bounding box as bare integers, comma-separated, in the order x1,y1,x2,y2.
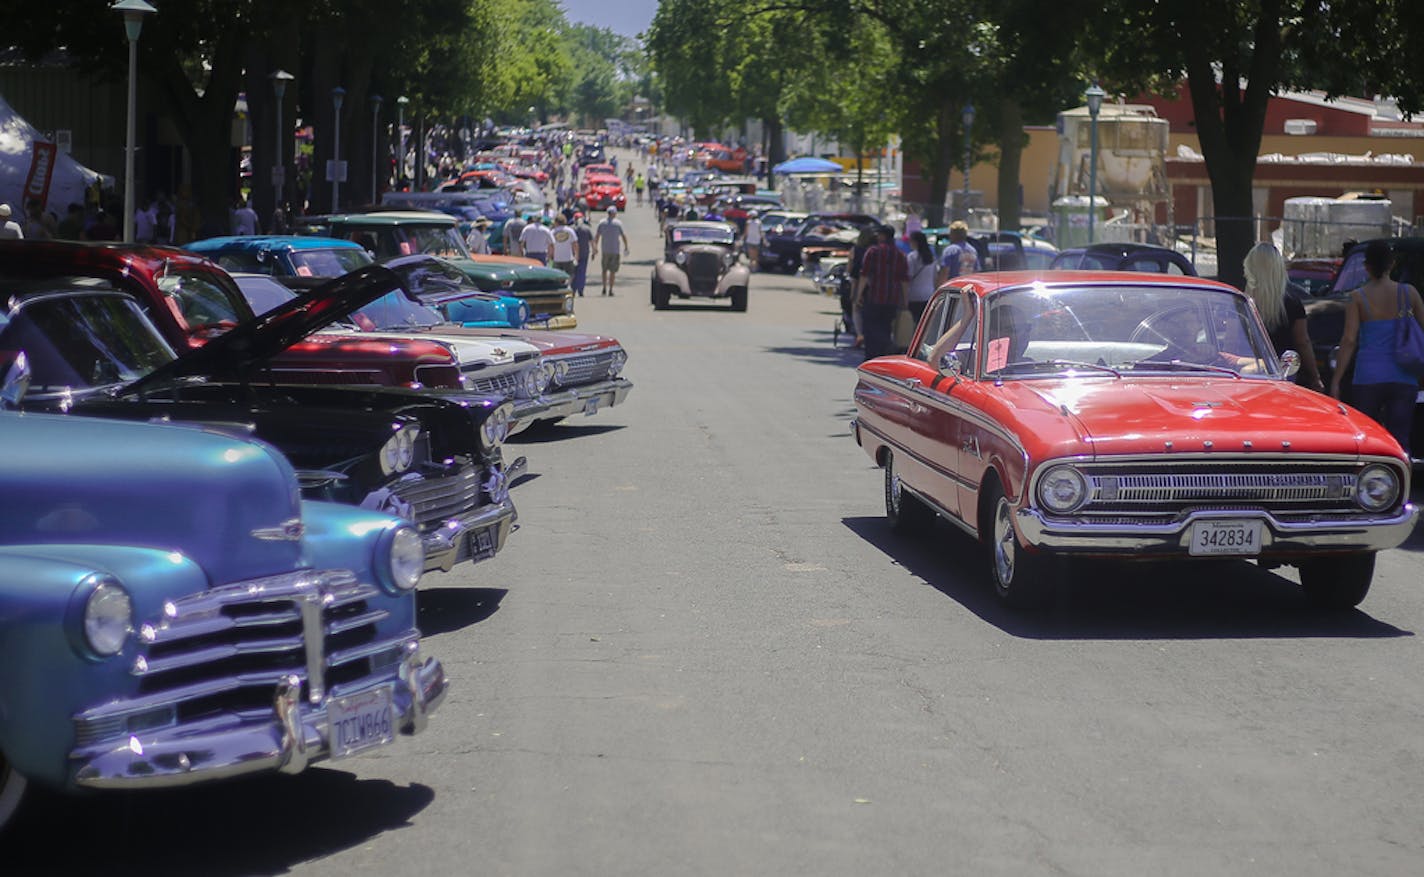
10,162,1424,876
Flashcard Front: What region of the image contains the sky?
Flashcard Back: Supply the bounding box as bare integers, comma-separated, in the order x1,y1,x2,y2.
563,0,657,39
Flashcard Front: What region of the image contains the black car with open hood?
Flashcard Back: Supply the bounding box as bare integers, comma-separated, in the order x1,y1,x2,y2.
0,265,523,575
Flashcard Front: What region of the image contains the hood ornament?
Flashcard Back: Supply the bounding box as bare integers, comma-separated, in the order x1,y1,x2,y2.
252,518,305,542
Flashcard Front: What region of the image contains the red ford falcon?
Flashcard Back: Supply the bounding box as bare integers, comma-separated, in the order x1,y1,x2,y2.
852,271,1418,609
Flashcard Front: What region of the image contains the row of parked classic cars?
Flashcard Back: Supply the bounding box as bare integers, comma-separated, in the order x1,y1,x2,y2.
0,214,633,830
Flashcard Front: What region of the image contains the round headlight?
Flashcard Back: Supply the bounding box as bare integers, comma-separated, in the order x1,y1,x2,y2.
386,526,424,592
395,426,418,470
521,366,542,399
675,251,687,265
539,361,556,393
1355,464,1400,512
1037,465,1089,513
516,302,529,326
608,349,627,377
724,252,735,267
84,580,133,657
481,405,512,448
563,294,575,315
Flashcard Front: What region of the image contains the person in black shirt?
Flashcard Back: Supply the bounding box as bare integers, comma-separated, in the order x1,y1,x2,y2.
1244,242,1324,391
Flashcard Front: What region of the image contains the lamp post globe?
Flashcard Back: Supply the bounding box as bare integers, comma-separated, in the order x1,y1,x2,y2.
112,0,156,244
1085,82,1106,243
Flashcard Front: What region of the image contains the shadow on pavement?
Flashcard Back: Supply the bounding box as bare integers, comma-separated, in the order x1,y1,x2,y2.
842,514,1413,640
7,770,435,876
509,422,626,443
417,586,507,635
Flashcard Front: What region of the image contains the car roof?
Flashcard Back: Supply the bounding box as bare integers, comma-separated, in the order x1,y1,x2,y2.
310,211,457,226
948,269,1237,295
187,235,363,253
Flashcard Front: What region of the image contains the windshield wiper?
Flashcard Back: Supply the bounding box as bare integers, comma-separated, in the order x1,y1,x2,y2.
1127,359,1241,377
990,359,1122,378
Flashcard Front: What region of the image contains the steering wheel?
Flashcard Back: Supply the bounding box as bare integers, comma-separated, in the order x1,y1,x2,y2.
1128,305,1207,359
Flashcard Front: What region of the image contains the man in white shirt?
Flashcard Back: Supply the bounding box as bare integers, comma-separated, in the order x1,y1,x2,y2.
742,210,763,272
518,217,555,265
0,204,23,239
549,214,579,278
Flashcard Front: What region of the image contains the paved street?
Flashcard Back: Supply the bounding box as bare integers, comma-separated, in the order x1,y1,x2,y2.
10,170,1424,876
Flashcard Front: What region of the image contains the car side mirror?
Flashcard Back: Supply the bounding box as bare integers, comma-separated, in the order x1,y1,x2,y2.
0,351,32,409
938,351,963,379
1279,349,1301,380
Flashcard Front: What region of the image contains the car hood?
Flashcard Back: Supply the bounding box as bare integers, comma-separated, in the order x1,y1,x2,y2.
455,327,619,355
125,265,403,394
346,329,540,369
0,411,306,581
1010,377,1376,458
469,256,568,280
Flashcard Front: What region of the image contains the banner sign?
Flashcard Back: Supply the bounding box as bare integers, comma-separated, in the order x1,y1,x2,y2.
23,141,58,208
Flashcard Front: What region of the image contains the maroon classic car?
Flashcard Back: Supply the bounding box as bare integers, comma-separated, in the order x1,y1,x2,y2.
852,270,1418,610
0,241,465,390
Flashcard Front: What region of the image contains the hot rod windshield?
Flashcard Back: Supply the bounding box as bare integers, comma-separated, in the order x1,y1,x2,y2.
672,226,736,245
973,283,1280,379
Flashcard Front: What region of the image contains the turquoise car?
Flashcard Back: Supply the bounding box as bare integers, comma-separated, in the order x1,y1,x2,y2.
186,235,528,328
0,357,447,830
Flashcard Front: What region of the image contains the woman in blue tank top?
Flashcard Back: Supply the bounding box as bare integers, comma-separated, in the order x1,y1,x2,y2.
1331,240,1424,456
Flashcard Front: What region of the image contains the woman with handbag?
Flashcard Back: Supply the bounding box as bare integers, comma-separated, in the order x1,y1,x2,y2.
1330,239,1424,456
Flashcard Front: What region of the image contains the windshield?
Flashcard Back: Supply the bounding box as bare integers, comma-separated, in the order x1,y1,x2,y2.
1,293,173,392
234,275,298,315
399,225,470,259
289,247,373,278
672,226,736,245
968,284,1277,378
385,256,480,299
156,268,249,335
1332,251,1366,293
349,291,443,329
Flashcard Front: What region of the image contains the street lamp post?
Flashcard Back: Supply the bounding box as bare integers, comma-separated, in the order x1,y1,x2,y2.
370,94,383,202
331,86,345,212
396,96,409,189
269,70,294,230
113,0,156,243
961,102,975,223
1085,82,1106,244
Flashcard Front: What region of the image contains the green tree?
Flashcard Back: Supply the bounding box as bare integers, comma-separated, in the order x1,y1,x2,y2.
1090,0,1424,285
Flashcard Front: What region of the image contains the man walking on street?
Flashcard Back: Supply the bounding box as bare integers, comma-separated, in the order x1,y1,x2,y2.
519,215,554,265
572,212,593,296
549,213,579,280
854,224,909,361
591,207,629,295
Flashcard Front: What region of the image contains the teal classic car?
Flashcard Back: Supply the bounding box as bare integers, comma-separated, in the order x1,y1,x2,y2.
0,361,447,830
184,234,529,329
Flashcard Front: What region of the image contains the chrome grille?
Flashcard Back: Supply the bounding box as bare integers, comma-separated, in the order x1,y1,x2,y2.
74,570,398,747
555,351,614,386
462,368,520,397
1065,462,1371,517
389,460,484,528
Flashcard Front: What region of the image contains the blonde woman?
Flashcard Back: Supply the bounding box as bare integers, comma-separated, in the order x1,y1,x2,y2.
1243,242,1323,391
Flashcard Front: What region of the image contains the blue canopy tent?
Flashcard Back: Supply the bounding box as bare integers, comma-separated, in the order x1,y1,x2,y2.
772,156,842,174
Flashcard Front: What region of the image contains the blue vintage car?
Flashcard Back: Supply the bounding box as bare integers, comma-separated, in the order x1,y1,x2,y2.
186,235,528,328
0,359,447,830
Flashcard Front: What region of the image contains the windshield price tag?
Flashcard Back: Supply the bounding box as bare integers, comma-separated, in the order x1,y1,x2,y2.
1189,520,1263,556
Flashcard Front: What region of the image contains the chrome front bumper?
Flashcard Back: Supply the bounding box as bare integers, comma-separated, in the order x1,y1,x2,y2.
72,641,447,790
539,378,634,420
1016,504,1419,556
526,314,579,330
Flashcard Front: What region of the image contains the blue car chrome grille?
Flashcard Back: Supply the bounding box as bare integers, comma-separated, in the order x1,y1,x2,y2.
73,570,400,747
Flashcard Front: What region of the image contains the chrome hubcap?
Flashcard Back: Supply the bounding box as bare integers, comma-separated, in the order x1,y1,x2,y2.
994,498,1015,584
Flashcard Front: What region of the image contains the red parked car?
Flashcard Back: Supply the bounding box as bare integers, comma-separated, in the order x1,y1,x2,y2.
0,241,465,389
852,270,1417,609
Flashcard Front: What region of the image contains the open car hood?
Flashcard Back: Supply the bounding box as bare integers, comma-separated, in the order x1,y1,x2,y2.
124,265,404,394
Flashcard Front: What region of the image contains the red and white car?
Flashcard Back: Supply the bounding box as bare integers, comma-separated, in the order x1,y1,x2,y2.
853,271,1418,609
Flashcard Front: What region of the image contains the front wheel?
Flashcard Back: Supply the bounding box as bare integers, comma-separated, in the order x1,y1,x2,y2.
987,484,1054,608
1297,553,1375,609
0,751,28,832
653,284,670,310
730,287,748,312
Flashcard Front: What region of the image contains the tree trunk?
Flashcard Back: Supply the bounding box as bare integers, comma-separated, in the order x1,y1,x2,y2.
996,98,1026,232
924,102,956,228
764,116,785,192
